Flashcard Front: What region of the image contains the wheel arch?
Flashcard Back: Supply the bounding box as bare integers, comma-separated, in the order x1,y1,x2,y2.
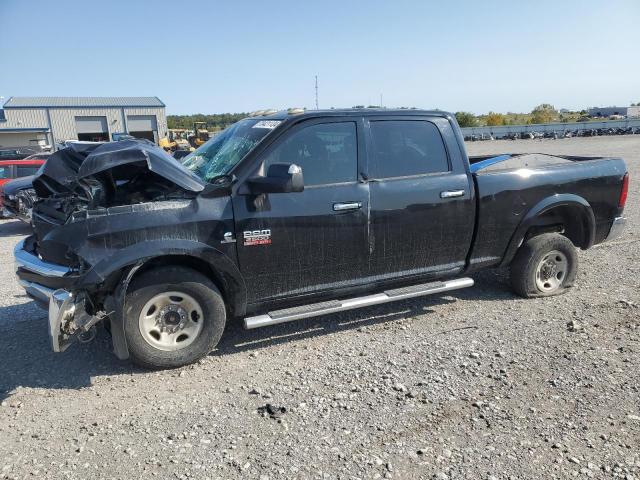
81,240,247,360
126,254,245,315
500,194,596,267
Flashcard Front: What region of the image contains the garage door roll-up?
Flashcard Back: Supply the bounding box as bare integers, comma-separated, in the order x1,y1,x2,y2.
75,116,108,134
127,115,157,131
127,115,158,142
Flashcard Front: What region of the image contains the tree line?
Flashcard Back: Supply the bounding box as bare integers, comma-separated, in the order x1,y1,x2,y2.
455,104,596,128
168,104,637,132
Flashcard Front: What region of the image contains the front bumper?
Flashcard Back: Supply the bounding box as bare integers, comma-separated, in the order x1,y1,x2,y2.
15,239,72,278
18,278,55,308
14,240,93,352
605,216,626,242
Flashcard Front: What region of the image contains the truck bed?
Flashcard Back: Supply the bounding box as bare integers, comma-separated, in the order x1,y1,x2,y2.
469,153,602,173
466,153,627,270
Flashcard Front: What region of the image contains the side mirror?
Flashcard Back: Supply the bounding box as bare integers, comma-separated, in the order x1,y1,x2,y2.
247,163,304,194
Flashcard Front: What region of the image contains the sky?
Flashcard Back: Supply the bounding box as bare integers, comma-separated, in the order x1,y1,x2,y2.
0,0,638,115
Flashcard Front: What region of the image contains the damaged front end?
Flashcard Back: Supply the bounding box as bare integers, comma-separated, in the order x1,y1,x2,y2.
48,290,109,351
30,140,204,266
14,238,107,351
15,140,208,354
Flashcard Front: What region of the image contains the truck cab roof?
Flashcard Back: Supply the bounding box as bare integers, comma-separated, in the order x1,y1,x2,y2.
248,108,452,122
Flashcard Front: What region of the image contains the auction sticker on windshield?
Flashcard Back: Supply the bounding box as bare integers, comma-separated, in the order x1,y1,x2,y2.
252,120,282,129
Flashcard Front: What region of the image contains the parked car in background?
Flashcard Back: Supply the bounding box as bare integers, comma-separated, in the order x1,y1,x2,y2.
172,149,192,161
0,158,45,186
0,147,38,161
22,152,52,162
1,175,37,221
0,157,47,217
111,133,136,142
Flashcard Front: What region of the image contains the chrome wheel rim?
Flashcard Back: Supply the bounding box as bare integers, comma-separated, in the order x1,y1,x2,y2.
535,250,568,293
138,291,204,351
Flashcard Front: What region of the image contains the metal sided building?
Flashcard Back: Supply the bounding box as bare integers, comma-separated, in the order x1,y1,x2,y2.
588,106,640,118
0,96,167,149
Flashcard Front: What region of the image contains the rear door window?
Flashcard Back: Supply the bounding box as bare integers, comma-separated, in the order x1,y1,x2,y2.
262,122,358,186
0,167,10,179
369,120,449,178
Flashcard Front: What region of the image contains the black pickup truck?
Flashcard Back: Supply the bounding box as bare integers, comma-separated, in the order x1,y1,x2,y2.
14,109,628,368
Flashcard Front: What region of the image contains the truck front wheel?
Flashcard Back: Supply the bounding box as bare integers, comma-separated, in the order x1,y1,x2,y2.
510,233,578,298
123,266,226,369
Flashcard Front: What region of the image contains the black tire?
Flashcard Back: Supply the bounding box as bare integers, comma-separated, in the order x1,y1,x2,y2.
124,266,226,369
510,233,578,298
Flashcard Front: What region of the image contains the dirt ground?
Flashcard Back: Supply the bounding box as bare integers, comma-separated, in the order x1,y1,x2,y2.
0,136,638,480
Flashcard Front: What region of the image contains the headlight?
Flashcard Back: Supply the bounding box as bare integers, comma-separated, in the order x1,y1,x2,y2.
8,194,16,201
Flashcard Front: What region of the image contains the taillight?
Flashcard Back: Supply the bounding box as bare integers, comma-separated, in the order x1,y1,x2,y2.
619,172,629,208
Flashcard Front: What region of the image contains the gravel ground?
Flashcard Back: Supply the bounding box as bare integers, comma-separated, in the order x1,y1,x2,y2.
0,136,638,480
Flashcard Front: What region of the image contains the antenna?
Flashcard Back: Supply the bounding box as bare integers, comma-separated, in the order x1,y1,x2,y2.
315,75,319,110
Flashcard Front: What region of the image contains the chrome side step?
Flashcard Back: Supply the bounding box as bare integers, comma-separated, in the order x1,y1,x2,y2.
244,277,474,329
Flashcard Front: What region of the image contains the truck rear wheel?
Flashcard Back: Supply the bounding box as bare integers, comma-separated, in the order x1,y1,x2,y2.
123,266,226,369
510,233,578,298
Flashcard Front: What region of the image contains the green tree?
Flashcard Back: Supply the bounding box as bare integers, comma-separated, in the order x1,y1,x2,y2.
485,112,505,126
455,111,478,128
530,104,558,124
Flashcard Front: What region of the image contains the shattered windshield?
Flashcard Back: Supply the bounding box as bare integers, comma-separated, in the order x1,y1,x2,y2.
181,119,277,182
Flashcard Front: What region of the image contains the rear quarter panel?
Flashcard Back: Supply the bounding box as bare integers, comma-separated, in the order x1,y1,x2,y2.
470,158,627,269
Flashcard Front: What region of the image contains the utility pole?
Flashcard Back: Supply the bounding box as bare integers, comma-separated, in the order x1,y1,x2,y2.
315,75,319,110
380,93,383,108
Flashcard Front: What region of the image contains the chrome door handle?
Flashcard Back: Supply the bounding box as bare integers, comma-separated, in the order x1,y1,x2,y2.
440,190,465,199
333,201,362,212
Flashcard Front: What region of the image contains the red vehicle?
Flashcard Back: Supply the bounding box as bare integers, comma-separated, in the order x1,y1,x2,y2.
0,155,48,215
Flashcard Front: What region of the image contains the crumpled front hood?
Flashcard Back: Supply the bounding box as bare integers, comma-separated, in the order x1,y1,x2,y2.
33,140,205,196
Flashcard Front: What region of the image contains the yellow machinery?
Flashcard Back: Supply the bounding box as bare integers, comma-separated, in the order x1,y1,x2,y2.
159,137,177,151
188,122,210,148
160,130,192,152
169,129,191,150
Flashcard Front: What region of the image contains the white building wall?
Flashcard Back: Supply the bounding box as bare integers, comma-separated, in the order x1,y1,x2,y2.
0,109,50,148
0,132,48,148
49,108,123,142
48,107,167,143
0,108,49,129
1,105,167,145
